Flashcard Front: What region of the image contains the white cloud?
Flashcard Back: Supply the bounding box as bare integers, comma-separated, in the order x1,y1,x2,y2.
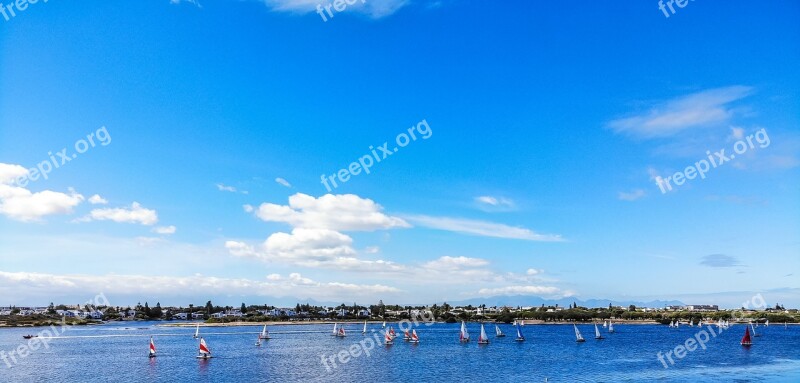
477,285,562,297
608,86,752,138
364,246,380,254
152,225,177,235
617,189,645,201
226,228,406,273
275,177,291,188
0,164,85,222
403,215,563,242
474,195,516,211
424,256,489,270
169,0,201,7
250,193,409,232
216,183,237,193
80,202,158,225
729,126,745,140
526,268,542,276
263,0,409,19
88,194,108,205
0,163,27,184
0,270,400,304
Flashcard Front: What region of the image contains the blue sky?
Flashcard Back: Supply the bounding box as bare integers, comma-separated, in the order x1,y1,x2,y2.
1,0,798,308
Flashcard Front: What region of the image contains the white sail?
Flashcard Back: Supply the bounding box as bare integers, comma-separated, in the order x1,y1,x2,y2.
197,337,211,358
478,324,489,344
603,320,607,328
609,322,615,333
574,324,584,341
460,321,470,341
765,320,769,327
332,323,338,336
261,324,268,338
363,320,367,334
149,337,156,357
382,321,386,329
595,324,602,339
495,325,503,336
194,324,199,338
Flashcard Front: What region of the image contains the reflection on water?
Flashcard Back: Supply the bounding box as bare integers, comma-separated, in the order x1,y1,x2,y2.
1,321,798,382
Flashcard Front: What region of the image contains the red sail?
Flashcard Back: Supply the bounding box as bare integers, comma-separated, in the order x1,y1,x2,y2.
741,326,752,345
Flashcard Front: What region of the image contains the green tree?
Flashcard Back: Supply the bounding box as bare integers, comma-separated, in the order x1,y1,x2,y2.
149,302,163,319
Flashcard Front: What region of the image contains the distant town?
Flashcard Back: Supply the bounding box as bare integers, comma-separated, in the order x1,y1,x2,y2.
1,300,797,327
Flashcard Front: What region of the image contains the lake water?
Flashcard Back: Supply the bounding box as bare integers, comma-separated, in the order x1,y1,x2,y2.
2,321,799,382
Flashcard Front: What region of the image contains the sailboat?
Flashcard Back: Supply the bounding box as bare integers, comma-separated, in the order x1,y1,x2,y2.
608,322,615,333
388,326,396,339
574,324,585,343
362,320,367,335
594,324,604,340
495,324,506,338
332,323,338,336
403,329,411,341
337,325,346,337
410,329,420,344
193,323,200,339
477,324,489,345
382,321,386,329
669,320,674,328
196,337,212,359
765,320,769,327
255,334,262,347
384,330,394,345
148,337,156,358
602,320,608,328
459,321,470,343
259,324,270,340
741,326,752,346
514,323,525,342
689,319,694,327
750,323,761,337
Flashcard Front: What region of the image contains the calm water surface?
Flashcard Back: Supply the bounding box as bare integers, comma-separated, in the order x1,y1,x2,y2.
2,321,799,382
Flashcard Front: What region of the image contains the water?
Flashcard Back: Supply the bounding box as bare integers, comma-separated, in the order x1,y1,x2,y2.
2,321,799,382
